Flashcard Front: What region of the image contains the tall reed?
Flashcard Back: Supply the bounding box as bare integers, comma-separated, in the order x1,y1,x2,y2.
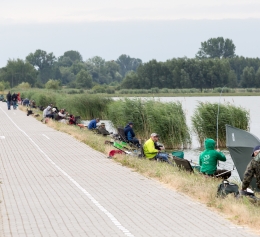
192,102,249,147
107,98,191,148
22,89,113,119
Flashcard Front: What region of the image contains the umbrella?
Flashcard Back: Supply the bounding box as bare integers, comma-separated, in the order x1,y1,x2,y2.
226,124,260,190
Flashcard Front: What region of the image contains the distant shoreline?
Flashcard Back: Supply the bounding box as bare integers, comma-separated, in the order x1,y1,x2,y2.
109,92,260,97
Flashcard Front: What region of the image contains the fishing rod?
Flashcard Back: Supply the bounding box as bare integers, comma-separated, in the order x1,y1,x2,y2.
216,85,226,167
216,85,226,149
215,165,235,177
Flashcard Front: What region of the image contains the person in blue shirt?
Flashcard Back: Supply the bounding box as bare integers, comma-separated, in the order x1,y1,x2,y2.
88,118,100,130
124,122,140,148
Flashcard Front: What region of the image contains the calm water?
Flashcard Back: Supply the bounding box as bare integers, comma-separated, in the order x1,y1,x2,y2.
86,96,260,179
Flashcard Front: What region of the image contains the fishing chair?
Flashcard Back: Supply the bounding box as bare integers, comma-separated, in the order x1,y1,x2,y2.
117,127,140,149
172,156,194,172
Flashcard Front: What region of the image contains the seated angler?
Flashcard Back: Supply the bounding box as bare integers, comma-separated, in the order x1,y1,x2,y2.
199,138,231,179
57,109,68,123
88,118,100,130
124,122,140,148
43,105,54,119
143,133,168,161
68,114,76,125
241,145,260,192
97,123,112,136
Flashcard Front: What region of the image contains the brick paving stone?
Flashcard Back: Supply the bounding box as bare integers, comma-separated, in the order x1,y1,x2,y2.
0,103,259,237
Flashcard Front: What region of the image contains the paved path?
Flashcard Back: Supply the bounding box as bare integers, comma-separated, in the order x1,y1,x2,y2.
0,102,258,237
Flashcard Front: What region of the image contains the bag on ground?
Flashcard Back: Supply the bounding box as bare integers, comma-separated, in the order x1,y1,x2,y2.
217,180,239,198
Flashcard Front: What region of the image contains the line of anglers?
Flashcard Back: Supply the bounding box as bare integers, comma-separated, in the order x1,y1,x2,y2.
41,104,79,125
19,101,260,197
89,119,260,197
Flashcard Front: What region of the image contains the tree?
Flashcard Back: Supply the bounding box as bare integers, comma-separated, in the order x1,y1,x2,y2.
255,67,260,88
63,50,83,62
59,67,76,85
26,49,56,84
121,72,140,89
105,61,122,83
86,56,106,84
196,37,236,59
76,70,93,89
0,82,4,91
180,69,191,88
17,82,31,89
227,70,237,88
57,50,83,67
45,79,60,90
26,49,56,70
240,67,255,88
116,54,142,77
0,59,37,87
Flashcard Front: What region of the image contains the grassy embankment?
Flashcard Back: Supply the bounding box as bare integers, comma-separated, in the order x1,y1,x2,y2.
19,105,260,234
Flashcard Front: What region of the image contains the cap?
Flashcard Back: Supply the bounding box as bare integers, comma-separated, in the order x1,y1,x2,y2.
251,145,260,157
101,122,105,125
151,133,159,137
128,122,133,125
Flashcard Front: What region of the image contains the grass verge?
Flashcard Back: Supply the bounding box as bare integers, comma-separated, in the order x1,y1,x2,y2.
20,106,260,234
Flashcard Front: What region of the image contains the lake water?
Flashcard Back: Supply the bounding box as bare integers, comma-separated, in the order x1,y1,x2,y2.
85,96,260,180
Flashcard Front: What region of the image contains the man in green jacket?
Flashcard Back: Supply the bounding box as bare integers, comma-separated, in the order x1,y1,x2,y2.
199,138,231,179
143,133,167,161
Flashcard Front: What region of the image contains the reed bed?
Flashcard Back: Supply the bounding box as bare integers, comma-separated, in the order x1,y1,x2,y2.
192,102,249,147
21,90,112,119
107,98,191,148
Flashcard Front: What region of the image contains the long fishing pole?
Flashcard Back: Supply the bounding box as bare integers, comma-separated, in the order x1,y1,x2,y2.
216,85,226,149
216,85,226,167
215,166,235,177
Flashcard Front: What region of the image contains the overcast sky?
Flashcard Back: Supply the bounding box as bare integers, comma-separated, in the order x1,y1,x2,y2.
0,0,260,67
1,0,260,23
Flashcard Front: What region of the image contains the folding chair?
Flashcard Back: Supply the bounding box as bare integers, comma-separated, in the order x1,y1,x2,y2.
117,127,140,149
172,156,194,172
117,127,128,143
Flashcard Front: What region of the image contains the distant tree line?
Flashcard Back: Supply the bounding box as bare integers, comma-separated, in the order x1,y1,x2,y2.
0,37,260,90
121,57,260,90
0,50,142,89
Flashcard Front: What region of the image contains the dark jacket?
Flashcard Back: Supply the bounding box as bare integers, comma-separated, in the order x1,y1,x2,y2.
124,124,135,141
199,138,226,175
6,93,12,101
88,119,98,130
242,156,260,190
12,93,17,101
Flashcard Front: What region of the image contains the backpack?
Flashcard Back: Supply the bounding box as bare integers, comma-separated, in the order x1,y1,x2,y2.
217,180,239,198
